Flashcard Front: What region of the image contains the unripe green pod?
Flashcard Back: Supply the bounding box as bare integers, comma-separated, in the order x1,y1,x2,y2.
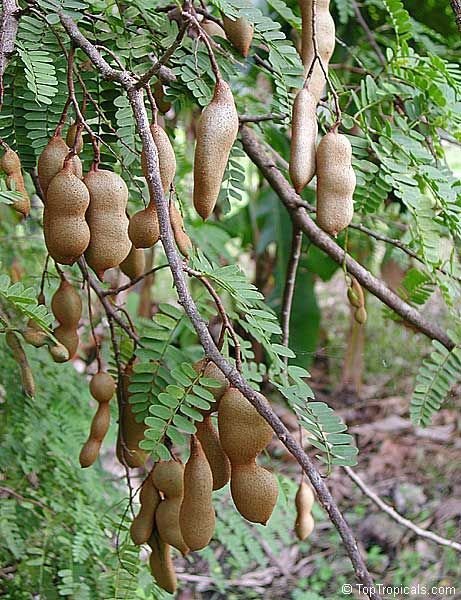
316,130,355,236
289,88,318,193
193,79,239,220
222,15,254,56
84,168,131,278
354,306,367,325
299,0,335,101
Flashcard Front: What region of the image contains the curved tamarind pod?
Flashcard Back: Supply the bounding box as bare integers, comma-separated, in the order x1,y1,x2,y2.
130,474,161,545
170,203,192,258
316,130,355,236
48,342,70,363
179,436,215,551
5,331,35,397
193,79,239,220
53,325,79,359
79,403,111,468
128,203,160,249
79,438,102,468
153,81,171,114
51,279,82,329
222,15,254,57
0,148,30,217
289,88,318,193
66,123,84,154
230,463,278,524
120,244,145,280
38,135,82,196
196,415,231,490
44,162,91,265
147,531,177,594
153,460,188,554
202,19,227,38
90,371,116,403
84,169,131,278
299,0,335,101
294,480,315,540
141,123,176,194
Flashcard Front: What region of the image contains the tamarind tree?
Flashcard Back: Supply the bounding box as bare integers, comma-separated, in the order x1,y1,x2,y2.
0,0,460,598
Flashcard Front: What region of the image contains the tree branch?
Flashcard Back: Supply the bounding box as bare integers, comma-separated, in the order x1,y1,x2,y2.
344,466,461,553
351,0,386,66
239,125,453,350
59,13,381,598
450,0,461,32
281,226,303,356
0,0,20,107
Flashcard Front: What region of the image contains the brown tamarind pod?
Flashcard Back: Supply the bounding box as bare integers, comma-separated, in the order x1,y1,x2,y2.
193,79,239,220
128,203,160,249
294,480,315,540
51,279,82,329
120,244,145,280
141,123,176,194
218,387,273,463
289,88,318,193
196,416,231,490
130,473,161,545
170,203,192,258
354,306,367,325
179,436,215,551
202,19,227,38
23,323,48,348
299,0,335,101
116,364,148,468
38,135,83,196
53,325,79,359
66,123,84,154
48,342,70,363
5,331,35,398
153,81,171,115
43,162,91,265
153,461,189,555
79,402,111,468
316,130,355,236
193,359,229,413
0,148,30,217
84,168,131,278
230,463,278,524
222,15,254,57
147,531,177,594
90,371,116,403
79,438,102,468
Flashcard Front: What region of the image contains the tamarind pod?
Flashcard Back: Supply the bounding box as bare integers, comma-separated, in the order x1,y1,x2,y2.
1,149,30,217
153,81,171,115
130,475,161,545
120,244,146,280
5,331,35,398
88,402,111,440
51,279,82,329
193,359,229,415
289,88,318,193
152,460,184,497
90,371,116,403
196,415,231,490
354,306,367,325
316,130,355,236
347,277,364,309
222,15,254,57
38,135,83,196
128,203,160,249
156,498,189,555
53,325,79,359
193,79,239,220
230,463,278,524
84,169,131,279
147,531,177,594
179,436,215,551
23,322,48,348
170,203,192,258
141,124,176,194
294,480,315,540
218,387,273,463
299,0,335,101
79,438,102,468
202,20,227,38
48,342,70,363
43,163,90,264
66,123,84,154
116,367,148,468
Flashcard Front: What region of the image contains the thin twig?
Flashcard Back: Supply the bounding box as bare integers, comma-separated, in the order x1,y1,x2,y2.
351,0,386,66
102,263,169,296
344,466,461,553
281,226,303,364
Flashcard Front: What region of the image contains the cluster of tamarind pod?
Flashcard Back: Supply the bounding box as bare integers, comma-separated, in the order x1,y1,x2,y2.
0,146,31,217
290,0,356,237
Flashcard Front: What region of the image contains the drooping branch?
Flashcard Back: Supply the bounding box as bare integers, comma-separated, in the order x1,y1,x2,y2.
59,13,381,598
239,125,453,350
0,0,20,107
